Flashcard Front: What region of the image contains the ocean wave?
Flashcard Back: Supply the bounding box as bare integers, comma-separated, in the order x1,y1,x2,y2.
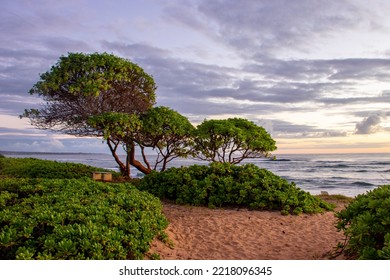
331,176,349,180
316,164,351,169
268,158,292,162
351,181,375,187
370,161,390,166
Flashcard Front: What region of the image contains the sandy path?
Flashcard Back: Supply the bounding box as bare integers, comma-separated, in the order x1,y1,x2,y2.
149,202,346,260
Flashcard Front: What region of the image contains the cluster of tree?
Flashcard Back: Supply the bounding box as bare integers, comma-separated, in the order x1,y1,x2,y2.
23,52,276,178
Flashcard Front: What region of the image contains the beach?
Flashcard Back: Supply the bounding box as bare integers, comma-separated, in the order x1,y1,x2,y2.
149,201,347,260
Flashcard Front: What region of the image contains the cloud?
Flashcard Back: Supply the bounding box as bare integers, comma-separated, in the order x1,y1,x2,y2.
355,113,387,134
0,138,65,153
247,58,390,82
0,94,43,115
165,0,376,58
318,91,390,105
257,119,348,139
0,131,108,153
80,40,390,136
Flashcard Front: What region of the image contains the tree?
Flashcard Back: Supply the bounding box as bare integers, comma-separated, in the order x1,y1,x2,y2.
88,107,194,175
87,112,142,177
192,118,276,164
22,52,156,177
139,106,195,171
23,52,156,134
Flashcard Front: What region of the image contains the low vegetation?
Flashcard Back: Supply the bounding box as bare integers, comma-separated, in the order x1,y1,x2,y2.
0,179,168,260
139,162,334,215
335,185,390,259
0,157,168,260
5,156,388,260
0,157,118,179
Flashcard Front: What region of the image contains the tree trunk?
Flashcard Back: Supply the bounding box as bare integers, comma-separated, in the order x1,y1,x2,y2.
128,142,152,175
107,138,131,178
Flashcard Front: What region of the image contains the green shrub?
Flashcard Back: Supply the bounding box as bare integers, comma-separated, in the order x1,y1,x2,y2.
0,157,118,179
336,185,390,259
139,162,333,215
0,178,168,259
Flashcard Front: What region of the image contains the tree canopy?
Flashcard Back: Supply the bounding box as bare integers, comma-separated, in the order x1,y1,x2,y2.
23,52,156,136
139,106,195,171
22,52,159,177
88,106,194,175
193,118,277,164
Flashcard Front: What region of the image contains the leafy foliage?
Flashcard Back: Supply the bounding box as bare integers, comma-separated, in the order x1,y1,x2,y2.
88,112,143,176
23,52,156,135
88,106,195,175
336,185,390,259
139,162,333,215
139,106,195,171
0,157,117,179
22,52,156,178
0,178,168,259
193,118,277,164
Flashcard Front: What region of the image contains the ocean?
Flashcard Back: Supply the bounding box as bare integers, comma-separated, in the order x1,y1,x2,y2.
1,151,389,197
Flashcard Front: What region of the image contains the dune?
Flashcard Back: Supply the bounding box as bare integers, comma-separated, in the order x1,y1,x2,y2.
149,201,346,260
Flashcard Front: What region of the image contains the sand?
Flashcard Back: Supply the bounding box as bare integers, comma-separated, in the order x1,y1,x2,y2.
149,202,347,260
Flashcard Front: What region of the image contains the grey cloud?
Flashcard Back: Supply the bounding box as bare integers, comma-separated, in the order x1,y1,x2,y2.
0,1,90,42
247,58,390,82
0,136,107,153
166,0,390,91
166,0,368,56
0,46,86,98
257,119,348,139
101,40,240,97
0,94,43,115
0,126,58,137
41,37,92,54
352,109,390,118
327,59,390,81
0,124,108,153
0,127,34,135
318,92,390,105
247,58,390,105
0,48,53,95
160,96,286,122
100,41,390,121
100,41,172,61
355,113,387,134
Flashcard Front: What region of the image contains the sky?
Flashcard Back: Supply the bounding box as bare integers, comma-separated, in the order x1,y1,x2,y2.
0,0,390,154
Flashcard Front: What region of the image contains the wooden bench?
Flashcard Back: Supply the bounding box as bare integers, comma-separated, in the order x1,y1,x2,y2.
92,172,112,182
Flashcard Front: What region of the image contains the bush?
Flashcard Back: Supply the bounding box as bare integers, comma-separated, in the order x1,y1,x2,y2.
0,157,118,179
336,185,390,259
139,162,333,215
0,178,168,259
